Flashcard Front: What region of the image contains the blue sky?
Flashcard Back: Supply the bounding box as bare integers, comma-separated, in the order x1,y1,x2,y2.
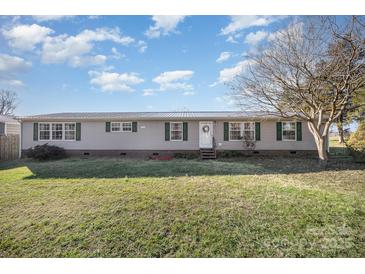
0,15,291,115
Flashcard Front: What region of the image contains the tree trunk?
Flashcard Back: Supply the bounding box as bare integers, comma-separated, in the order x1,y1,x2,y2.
337,121,345,144
317,138,328,162
304,121,329,166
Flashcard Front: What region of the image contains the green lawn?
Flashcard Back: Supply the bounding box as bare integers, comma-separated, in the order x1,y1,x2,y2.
0,157,364,257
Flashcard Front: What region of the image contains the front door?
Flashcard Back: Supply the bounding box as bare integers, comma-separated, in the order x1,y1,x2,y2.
199,121,214,148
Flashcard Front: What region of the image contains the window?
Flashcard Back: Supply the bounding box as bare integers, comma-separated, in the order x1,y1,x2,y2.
111,122,132,132
243,122,255,140
122,122,132,132
282,122,296,141
229,122,255,141
65,123,76,140
39,123,50,140
52,123,63,140
111,122,121,132
229,122,242,140
0,122,5,135
38,122,76,141
170,122,183,141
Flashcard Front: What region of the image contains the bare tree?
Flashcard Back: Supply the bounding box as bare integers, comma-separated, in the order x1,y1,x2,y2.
336,87,365,143
231,16,365,163
0,90,18,115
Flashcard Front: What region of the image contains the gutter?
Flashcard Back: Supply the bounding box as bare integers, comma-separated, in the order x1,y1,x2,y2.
17,116,285,122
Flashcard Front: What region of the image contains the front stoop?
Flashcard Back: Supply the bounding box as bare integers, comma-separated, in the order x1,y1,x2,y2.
200,148,216,160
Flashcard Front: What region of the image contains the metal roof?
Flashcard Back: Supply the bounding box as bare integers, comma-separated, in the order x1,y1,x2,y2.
18,111,281,121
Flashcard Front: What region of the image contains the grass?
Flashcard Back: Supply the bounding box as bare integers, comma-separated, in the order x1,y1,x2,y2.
329,136,347,148
329,136,350,156
0,157,364,257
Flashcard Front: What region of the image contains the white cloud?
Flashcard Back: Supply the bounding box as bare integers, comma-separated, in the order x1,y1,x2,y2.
137,40,147,53
215,95,236,106
69,55,107,67
268,22,303,42
143,89,155,96
183,91,195,96
41,28,134,66
2,24,143,67
0,54,32,72
211,60,253,87
145,16,185,39
221,16,275,36
3,79,25,87
216,51,232,63
111,47,124,60
89,70,144,93
153,70,193,84
218,60,252,83
0,53,32,86
244,30,269,45
152,70,194,91
226,36,238,43
2,24,54,51
32,16,74,22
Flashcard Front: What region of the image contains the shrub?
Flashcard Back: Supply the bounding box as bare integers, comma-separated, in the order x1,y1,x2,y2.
346,122,365,163
26,143,66,161
219,150,245,158
173,152,198,159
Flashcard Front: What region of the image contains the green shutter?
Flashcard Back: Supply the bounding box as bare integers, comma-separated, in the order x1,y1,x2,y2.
255,122,261,141
76,123,81,141
296,122,302,141
224,122,229,141
165,122,170,141
106,122,111,132
33,122,38,141
132,122,137,132
276,122,282,141
183,122,188,141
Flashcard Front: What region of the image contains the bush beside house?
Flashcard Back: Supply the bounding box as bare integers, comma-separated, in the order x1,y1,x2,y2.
27,144,66,161
346,122,365,162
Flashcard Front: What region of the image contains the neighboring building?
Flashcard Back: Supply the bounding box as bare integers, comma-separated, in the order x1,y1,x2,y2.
0,115,21,161
19,111,322,159
0,115,20,136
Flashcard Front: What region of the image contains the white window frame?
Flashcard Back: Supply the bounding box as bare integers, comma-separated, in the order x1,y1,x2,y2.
111,121,132,132
242,122,255,141
282,121,296,141
170,122,183,141
122,122,132,132
39,123,51,141
229,122,242,141
38,122,76,141
64,123,77,141
229,122,256,141
51,123,63,141
111,122,121,132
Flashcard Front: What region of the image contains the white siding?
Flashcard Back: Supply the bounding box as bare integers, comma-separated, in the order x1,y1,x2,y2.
5,123,20,135
22,120,317,151
22,121,199,150
214,121,317,150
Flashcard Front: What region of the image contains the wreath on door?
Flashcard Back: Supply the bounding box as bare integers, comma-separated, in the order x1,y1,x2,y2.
202,125,210,133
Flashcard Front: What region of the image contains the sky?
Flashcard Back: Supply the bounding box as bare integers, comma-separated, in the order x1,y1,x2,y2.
0,15,293,115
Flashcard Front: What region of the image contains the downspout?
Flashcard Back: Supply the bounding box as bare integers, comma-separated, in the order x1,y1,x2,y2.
18,120,22,159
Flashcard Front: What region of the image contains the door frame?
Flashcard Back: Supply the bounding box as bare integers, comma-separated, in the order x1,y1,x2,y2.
199,121,214,148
